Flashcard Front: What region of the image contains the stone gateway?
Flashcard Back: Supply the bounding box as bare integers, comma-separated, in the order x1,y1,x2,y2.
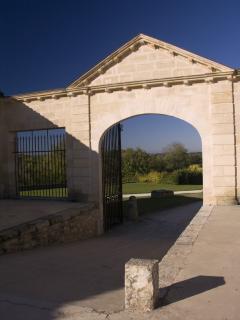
0,34,240,235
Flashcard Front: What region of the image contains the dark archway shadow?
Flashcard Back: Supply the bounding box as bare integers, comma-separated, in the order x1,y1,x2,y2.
160,275,225,306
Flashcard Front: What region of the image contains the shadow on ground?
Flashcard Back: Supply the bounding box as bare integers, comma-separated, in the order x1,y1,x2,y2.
161,275,225,306
129,194,203,216
0,201,205,319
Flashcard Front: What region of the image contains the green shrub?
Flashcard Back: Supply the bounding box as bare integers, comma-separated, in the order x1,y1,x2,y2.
158,168,202,185
147,171,162,183
160,171,179,184
122,174,138,183
177,168,202,185
137,171,162,183
137,174,149,183
129,167,202,185
188,164,202,172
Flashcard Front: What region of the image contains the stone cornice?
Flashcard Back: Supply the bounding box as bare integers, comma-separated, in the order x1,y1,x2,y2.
9,88,66,102
88,71,237,93
8,70,239,102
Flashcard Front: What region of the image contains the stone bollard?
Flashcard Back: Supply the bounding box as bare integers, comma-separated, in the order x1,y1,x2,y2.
126,196,138,221
125,258,159,312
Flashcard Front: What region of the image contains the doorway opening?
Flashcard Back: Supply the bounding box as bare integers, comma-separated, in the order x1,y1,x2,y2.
100,114,203,231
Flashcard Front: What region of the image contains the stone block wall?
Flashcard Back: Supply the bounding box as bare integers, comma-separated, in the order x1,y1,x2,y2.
0,95,92,202
0,203,98,255
1,78,239,213
91,44,211,86
90,83,214,205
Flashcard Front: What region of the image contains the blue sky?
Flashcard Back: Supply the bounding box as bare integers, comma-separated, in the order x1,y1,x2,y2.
121,115,202,153
1,0,240,152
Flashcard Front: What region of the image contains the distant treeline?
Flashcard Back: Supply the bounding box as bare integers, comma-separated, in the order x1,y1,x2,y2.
122,143,202,185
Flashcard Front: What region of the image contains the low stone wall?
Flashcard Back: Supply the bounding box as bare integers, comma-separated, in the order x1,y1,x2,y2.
0,203,99,255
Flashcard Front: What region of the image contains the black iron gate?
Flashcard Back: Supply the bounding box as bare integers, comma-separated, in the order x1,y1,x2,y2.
101,123,123,231
14,128,67,199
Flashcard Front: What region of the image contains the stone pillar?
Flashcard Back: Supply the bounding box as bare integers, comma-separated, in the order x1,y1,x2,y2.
125,258,159,312
0,99,16,198
210,80,237,205
66,94,91,201
6,131,16,198
0,98,5,198
234,80,240,203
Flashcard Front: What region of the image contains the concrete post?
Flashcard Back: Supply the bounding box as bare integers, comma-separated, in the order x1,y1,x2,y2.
125,258,159,312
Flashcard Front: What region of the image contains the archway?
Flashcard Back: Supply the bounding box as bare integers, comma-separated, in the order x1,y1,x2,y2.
99,113,203,230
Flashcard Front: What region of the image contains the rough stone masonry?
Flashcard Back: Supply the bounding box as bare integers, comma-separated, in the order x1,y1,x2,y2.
125,258,159,312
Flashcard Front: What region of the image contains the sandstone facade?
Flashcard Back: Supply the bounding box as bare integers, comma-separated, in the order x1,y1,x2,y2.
0,34,239,234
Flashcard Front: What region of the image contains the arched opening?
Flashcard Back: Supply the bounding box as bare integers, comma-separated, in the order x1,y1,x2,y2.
99,114,203,231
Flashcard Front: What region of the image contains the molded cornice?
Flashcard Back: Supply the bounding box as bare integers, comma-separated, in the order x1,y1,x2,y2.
9,71,239,102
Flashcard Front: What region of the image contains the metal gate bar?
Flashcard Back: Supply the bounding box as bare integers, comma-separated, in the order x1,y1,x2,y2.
14,128,67,199
101,123,123,231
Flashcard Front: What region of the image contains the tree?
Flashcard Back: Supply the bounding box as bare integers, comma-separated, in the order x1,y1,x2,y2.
121,143,202,183
122,148,151,182
149,153,165,172
188,152,202,166
162,143,189,171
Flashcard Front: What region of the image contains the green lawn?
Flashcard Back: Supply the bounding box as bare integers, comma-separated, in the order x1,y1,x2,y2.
123,193,203,216
123,183,202,194
20,188,68,198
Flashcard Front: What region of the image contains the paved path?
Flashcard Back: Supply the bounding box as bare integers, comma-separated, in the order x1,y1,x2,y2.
123,190,202,199
0,202,201,319
1,203,240,320
160,205,240,320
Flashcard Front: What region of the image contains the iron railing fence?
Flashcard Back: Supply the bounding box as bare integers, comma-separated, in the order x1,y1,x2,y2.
14,128,67,199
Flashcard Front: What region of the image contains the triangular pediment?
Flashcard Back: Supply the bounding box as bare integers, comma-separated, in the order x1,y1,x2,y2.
68,34,233,89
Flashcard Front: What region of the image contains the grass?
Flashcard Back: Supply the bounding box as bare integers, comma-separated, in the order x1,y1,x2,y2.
123,193,203,216
123,183,202,194
20,188,68,198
